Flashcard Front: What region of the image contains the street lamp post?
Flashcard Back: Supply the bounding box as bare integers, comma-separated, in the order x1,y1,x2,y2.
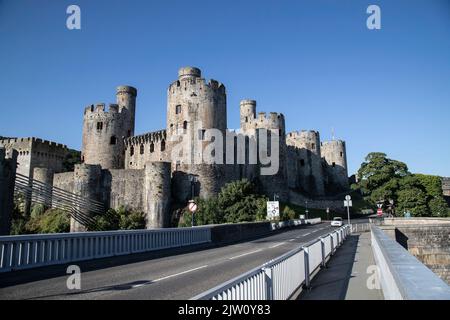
305,200,309,220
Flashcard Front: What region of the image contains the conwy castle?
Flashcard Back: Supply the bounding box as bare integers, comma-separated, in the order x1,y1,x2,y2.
0,67,349,231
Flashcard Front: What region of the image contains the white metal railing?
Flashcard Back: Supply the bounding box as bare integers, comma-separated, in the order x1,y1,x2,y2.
192,225,350,300
0,227,211,273
351,223,371,233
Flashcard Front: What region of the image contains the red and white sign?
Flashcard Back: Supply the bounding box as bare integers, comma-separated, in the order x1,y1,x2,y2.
377,208,383,216
188,201,198,213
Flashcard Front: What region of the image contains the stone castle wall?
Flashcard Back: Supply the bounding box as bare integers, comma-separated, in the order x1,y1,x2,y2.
286,130,325,196
54,168,146,213
124,130,168,169
0,137,67,178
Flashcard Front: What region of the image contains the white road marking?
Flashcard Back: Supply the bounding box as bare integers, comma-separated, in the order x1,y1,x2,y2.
288,238,296,242
139,265,209,286
270,242,285,248
304,232,311,236
229,249,262,260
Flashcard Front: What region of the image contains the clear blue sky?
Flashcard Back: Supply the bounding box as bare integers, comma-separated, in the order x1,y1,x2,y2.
1,0,449,176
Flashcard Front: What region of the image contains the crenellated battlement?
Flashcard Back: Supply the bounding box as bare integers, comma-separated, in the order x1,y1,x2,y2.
244,111,285,131
0,137,67,150
287,130,319,139
83,103,123,117
124,130,167,147
31,138,68,150
168,67,226,94
321,140,346,147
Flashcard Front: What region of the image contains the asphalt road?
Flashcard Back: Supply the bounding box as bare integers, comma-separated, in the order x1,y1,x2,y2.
0,223,340,300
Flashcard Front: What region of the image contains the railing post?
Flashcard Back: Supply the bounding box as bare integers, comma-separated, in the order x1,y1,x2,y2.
330,235,334,256
303,247,311,289
320,238,326,268
263,267,274,300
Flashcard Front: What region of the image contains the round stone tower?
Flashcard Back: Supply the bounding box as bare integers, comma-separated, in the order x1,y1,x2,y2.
167,67,227,201
321,140,349,191
167,67,226,139
144,162,171,228
32,167,54,207
71,164,102,232
116,85,137,134
81,86,137,169
240,100,256,130
286,130,325,196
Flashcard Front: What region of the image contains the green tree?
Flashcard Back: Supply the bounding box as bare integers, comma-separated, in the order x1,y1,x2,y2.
357,152,409,198
415,174,444,197
281,205,296,221
428,197,449,217
356,152,449,217
396,188,428,217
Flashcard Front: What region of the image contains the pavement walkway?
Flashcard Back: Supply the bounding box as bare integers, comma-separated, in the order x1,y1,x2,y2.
299,231,384,300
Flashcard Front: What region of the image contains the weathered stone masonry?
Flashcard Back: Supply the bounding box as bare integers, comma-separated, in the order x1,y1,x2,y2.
0,148,17,235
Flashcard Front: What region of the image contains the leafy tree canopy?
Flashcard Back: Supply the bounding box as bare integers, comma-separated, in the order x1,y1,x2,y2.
355,152,449,217
179,179,268,227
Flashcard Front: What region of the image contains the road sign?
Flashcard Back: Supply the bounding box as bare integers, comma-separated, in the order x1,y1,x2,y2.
344,196,352,226
188,201,198,213
377,203,383,209
377,208,383,216
266,201,280,220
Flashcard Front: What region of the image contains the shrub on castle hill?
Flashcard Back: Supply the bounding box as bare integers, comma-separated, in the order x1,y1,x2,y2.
93,206,146,231
10,204,70,234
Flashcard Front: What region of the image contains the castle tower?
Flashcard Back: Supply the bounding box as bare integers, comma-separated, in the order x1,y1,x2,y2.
321,140,349,191
32,167,54,208
286,130,325,196
144,161,171,228
167,67,226,142
240,100,256,130
116,85,137,134
81,86,137,169
239,99,288,201
71,164,102,232
167,67,227,201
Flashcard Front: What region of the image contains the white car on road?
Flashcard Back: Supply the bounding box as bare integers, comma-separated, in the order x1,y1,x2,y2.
331,217,343,227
